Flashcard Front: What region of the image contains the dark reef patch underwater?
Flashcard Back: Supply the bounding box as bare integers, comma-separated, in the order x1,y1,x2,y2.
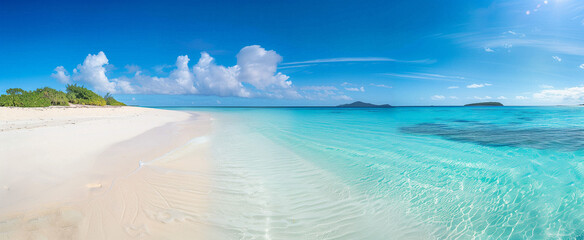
401,122,584,151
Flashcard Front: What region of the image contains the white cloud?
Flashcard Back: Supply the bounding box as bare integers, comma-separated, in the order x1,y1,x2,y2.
277,64,315,69
172,55,197,94
237,45,291,90
497,96,507,99
301,86,338,91
385,72,465,82
484,48,495,52
539,84,554,89
70,51,116,93
333,95,352,101
448,86,459,89
533,86,584,102
369,83,392,88
54,46,300,98
345,87,365,92
125,64,141,73
516,96,528,100
300,85,350,101
193,52,248,97
505,31,525,38
431,95,445,100
552,56,562,62
580,64,584,69
474,96,492,100
51,66,70,84
467,83,491,88
282,57,434,66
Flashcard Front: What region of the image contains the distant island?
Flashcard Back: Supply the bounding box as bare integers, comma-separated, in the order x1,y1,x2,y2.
464,102,504,106
0,84,125,107
337,101,392,108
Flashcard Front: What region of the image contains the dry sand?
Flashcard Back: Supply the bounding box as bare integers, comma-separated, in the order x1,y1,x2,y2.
0,106,213,239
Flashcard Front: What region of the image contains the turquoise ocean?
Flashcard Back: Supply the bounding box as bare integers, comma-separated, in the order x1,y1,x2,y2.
159,106,584,239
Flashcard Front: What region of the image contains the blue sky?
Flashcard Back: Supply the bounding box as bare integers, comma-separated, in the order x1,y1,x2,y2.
1,0,584,106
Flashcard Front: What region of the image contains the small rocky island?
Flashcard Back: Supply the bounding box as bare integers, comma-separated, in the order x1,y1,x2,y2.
464,102,504,106
337,101,392,108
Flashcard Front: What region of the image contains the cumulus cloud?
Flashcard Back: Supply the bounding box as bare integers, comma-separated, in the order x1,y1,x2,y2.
51,66,70,84
431,95,445,100
73,51,116,93
193,52,248,97
53,45,300,98
552,56,562,62
237,45,291,90
345,87,365,92
533,86,584,102
467,83,491,88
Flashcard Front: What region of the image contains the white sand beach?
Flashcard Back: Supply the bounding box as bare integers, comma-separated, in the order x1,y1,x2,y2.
0,106,212,239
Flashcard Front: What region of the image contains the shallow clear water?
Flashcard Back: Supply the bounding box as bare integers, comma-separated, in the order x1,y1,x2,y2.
159,106,584,239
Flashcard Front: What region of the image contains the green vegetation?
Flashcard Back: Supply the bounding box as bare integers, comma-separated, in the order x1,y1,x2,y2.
0,84,126,107
0,88,52,107
464,102,504,106
104,93,126,106
36,87,69,106
65,84,106,106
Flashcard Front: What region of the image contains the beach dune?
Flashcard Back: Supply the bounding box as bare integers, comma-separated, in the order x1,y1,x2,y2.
0,106,212,239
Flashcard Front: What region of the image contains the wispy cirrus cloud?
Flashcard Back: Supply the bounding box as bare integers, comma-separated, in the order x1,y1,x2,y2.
281,57,435,66
277,64,316,69
369,83,392,89
300,86,338,91
444,31,584,56
385,72,466,82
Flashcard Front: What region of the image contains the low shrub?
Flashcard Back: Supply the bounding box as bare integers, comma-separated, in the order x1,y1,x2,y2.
66,84,106,106
104,93,126,106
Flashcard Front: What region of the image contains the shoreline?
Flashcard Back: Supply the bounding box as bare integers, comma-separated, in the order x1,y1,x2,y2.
0,106,212,239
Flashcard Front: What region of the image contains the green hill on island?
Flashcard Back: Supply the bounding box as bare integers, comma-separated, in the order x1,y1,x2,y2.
464,102,504,106
337,101,392,108
0,84,125,107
